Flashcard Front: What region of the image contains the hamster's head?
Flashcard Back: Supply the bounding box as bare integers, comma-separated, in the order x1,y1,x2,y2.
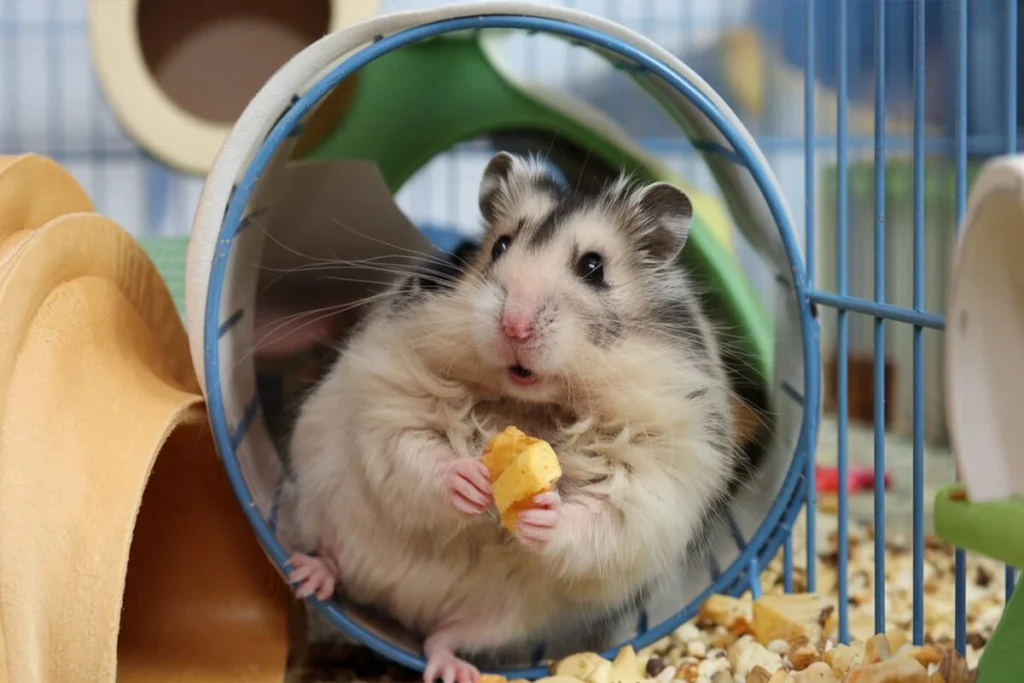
451,152,694,403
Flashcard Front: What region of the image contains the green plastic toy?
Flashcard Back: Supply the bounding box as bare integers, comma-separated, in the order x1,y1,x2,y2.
137,235,188,319
934,486,1024,682
301,34,774,396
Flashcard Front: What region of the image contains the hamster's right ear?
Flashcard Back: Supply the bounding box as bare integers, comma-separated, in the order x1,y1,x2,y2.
479,152,518,223
633,181,694,265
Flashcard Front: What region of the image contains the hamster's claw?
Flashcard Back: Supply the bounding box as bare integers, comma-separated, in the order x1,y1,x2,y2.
423,649,480,683
288,552,337,601
442,458,493,516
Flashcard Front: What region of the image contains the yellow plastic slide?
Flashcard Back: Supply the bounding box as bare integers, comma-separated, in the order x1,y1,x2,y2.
0,154,291,682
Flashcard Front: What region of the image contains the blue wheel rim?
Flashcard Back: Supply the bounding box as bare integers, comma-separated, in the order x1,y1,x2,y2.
202,14,820,679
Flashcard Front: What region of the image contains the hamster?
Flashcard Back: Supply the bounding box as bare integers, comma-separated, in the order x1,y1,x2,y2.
284,152,740,683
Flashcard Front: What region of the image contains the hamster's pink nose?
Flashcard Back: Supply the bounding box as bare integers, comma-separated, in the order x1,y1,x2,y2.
500,314,534,342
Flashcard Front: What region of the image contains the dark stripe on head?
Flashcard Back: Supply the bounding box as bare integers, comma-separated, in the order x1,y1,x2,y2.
527,191,586,249
482,166,564,229
531,173,566,199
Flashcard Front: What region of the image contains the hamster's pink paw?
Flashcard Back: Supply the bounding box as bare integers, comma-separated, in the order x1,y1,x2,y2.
441,458,492,515
288,552,338,601
423,649,480,683
515,490,563,551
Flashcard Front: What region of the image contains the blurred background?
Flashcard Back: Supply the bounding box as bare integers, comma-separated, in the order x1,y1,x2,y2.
2,0,1017,455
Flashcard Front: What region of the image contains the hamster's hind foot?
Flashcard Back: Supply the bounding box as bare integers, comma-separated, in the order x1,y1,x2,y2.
288,552,338,601
423,646,480,683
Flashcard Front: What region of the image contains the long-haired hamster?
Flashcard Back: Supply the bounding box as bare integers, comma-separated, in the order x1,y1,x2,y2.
283,152,740,683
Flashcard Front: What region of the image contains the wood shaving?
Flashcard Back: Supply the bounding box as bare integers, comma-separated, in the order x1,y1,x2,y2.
288,508,998,683
499,508,996,683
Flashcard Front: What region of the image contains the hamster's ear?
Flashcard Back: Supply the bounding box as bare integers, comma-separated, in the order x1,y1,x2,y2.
479,152,518,223
633,181,693,265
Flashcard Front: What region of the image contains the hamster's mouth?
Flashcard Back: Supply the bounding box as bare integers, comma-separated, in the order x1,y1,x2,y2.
507,364,540,387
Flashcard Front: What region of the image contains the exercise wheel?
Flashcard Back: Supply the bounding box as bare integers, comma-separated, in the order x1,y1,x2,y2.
184,2,819,678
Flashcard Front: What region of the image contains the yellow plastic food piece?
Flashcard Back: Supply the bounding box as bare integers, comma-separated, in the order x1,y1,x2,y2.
481,426,562,531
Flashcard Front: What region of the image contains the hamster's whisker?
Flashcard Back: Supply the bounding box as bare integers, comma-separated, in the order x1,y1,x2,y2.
249,258,371,295
251,256,462,297
298,254,491,293
251,218,345,265
254,253,451,275
263,260,467,287
439,337,476,380
561,368,575,404
236,292,395,370
574,315,698,339
313,251,480,282
312,220,493,290
325,216,474,271
252,293,387,347
414,321,478,349
315,270,457,290
313,275,413,289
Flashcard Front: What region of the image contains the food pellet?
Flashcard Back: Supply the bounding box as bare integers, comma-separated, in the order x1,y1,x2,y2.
645,656,666,677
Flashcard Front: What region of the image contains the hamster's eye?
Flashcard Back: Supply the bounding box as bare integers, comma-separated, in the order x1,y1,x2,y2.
491,235,512,261
575,252,605,286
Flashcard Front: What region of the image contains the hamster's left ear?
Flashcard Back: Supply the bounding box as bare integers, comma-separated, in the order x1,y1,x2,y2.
633,181,693,265
479,151,521,224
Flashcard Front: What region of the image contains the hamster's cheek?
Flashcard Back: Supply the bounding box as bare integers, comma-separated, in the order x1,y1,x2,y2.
538,318,575,373
470,283,505,365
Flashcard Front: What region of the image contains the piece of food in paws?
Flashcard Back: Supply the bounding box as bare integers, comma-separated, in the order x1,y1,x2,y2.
493,441,562,530
500,500,533,532
482,426,562,531
481,425,535,476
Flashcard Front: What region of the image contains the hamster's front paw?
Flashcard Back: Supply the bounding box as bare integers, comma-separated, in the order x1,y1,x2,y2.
440,458,493,515
514,490,563,552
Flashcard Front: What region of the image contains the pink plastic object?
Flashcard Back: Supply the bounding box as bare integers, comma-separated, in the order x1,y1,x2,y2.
815,465,891,493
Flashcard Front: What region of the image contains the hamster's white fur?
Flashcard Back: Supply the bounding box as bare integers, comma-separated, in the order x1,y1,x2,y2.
284,152,738,681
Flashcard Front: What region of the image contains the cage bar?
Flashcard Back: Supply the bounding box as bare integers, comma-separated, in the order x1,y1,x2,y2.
911,0,927,648
835,0,851,645
953,0,969,657
804,0,818,597
872,0,887,637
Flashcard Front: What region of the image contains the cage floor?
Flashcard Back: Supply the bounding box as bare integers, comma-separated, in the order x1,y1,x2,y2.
284,418,983,682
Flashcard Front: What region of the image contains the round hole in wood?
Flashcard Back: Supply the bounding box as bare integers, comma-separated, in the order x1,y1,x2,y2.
137,0,331,124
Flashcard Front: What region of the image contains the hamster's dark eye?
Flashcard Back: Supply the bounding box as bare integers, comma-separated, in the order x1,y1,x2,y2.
575,252,605,286
491,235,511,261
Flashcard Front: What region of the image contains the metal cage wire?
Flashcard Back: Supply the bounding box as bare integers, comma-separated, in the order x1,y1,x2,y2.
0,0,1015,666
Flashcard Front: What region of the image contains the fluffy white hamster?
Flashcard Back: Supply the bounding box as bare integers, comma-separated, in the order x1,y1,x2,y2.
283,152,740,683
